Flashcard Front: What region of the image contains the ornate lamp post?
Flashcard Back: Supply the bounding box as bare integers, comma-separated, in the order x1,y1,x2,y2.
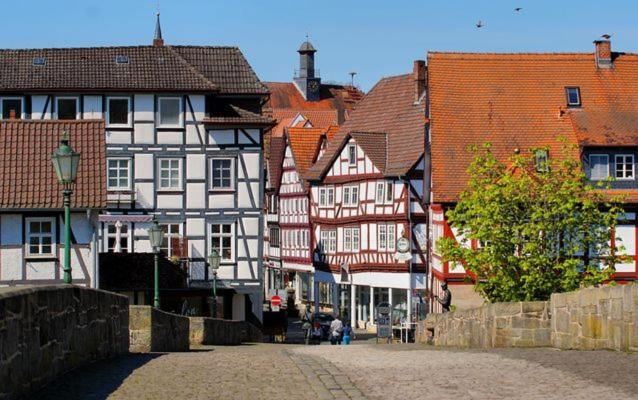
51,132,80,284
147,217,163,308
208,250,221,318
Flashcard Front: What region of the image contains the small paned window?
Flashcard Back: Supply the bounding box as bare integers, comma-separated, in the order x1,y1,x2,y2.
57,98,77,120
107,158,131,190
106,223,130,253
107,97,130,126
376,181,394,204
270,227,280,247
565,87,581,107
27,218,54,256
211,223,233,261
160,223,182,257
158,97,181,126
534,149,549,172
615,154,634,180
159,159,182,190
1,98,22,119
589,154,609,180
211,159,233,189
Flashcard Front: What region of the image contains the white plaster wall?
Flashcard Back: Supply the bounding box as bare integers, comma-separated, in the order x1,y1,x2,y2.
25,261,55,280
0,248,22,281
134,154,154,180
106,130,131,144
209,130,234,145
157,131,183,144
239,153,260,179
186,218,205,236
186,183,206,209
186,154,206,179
133,123,154,144
135,182,155,208
134,94,154,121
209,194,234,208
157,194,183,209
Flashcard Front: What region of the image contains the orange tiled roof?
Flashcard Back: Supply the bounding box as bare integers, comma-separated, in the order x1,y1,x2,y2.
286,127,327,180
0,120,106,209
569,109,638,147
428,50,638,203
307,73,426,180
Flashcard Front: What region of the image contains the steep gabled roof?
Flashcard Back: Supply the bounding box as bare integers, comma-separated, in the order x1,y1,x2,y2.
0,45,268,94
0,120,106,209
286,127,327,180
350,132,388,173
204,103,274,126
428,50,638,203
267,136,287,193
306,73,426,180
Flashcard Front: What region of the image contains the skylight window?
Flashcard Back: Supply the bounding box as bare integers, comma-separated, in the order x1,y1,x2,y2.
565,87,581,107
115,55,129,64
32,57,46,66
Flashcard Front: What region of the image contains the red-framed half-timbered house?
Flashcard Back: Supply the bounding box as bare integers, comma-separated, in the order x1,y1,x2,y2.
306,61,428,329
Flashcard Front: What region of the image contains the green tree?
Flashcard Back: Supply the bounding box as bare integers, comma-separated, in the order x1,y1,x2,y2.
437,141,625,302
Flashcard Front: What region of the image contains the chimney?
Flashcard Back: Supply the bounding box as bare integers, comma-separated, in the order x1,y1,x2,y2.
9,109,15,119
594,40,612,69
413,60,427,103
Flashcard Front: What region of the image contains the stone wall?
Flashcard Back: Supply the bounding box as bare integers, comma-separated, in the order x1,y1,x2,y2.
189,318,263,346
129,306,190,353
551,285,638,351
0,285,129,399
419,284,638,352
421,301,551,348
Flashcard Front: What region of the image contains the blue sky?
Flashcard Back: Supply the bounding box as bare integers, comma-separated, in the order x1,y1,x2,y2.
2,0,637,91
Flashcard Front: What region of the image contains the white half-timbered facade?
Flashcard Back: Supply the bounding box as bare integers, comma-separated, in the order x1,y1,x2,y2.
0,24,271,321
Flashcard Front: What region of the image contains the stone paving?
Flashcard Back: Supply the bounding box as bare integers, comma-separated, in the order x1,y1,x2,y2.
33,342,638,399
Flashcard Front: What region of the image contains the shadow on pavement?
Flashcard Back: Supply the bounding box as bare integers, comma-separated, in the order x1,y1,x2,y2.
31,353,164,400
494,348,638,398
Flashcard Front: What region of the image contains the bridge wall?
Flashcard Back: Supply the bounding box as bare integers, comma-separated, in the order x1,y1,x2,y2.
129,306,190,353
0,285,129,399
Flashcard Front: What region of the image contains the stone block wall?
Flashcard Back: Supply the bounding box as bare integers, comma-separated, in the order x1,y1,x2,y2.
189,317,243,346
422,301,551,348
0,285,129,399
551,285,638,351
129,306,190,353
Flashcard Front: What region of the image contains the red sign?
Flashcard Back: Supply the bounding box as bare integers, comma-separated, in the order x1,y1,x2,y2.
270,295,282,307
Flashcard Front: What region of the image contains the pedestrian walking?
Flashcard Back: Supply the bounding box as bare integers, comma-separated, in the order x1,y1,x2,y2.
329,314,343,345
342,321,353,345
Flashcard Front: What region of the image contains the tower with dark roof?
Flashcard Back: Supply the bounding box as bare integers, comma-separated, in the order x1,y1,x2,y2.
294,40,321,101
153,12,164,46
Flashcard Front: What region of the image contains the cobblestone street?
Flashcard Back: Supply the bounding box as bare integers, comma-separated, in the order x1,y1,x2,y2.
34,343,638,400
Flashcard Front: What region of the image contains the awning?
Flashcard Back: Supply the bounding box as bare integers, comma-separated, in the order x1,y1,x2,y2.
98,215,154,223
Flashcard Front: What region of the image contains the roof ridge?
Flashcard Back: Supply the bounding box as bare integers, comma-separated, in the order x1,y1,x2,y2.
0,45,241,51
0,119,105,123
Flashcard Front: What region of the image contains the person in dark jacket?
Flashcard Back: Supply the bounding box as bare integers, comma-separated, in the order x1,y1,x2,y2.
435,282,452,313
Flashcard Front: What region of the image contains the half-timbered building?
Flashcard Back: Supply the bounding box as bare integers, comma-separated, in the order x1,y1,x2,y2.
305,61,428,329
0,120,105,286
0,17,271,321
426,39,638,311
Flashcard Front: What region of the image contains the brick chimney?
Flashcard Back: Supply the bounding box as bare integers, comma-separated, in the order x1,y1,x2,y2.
594,40,612,69
413,59,427,103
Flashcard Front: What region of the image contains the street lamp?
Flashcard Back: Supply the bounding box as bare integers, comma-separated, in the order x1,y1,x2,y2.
51,132,80,284
208,250,221,318
148,217,163,308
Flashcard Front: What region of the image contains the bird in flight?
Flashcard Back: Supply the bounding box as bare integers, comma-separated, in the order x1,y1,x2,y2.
601,34,612,39
514,7,523,12
476,20,484,28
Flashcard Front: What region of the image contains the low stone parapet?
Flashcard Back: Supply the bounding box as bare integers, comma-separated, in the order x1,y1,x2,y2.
189,318,262,345
0,285,129,399
421,301,551,348
551,285,638,351
129,306,190,353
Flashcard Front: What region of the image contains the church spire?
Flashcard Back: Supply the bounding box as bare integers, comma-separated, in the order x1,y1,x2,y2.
153,11,164,46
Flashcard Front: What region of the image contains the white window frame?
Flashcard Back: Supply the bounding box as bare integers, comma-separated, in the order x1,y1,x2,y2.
376,181,394,205
344,227,360,252
270,227,280,247
158,158,183,191
55,96,79,120
107,158,132,191
104,222,131,253
615,154,634,180
209,222,235,263
347,144,357,165
318,186,335,208
268,194,278,214
26,217,56,257
160,223,183,257
157,96,183,127
342,185,359,207
589,154,609,180
320,230,337,254
106,96,132,127
1,97,24,119
379,223,396,252
210,158,235,191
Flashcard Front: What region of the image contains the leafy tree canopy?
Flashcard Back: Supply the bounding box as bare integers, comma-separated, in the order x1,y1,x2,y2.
437,141,626,302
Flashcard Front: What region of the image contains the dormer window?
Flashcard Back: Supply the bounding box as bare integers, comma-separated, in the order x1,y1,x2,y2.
32,57,46,66
565,87,581,107
534,149,549,172
589,154,609,180
615,154,634,180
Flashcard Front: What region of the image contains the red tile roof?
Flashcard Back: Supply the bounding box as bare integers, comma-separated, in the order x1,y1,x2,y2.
203,104,274,126
307,73,426,180
286,127,327,179
569,109,638,146
268,136,286,193
0,120,106,209
428,50,638,203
